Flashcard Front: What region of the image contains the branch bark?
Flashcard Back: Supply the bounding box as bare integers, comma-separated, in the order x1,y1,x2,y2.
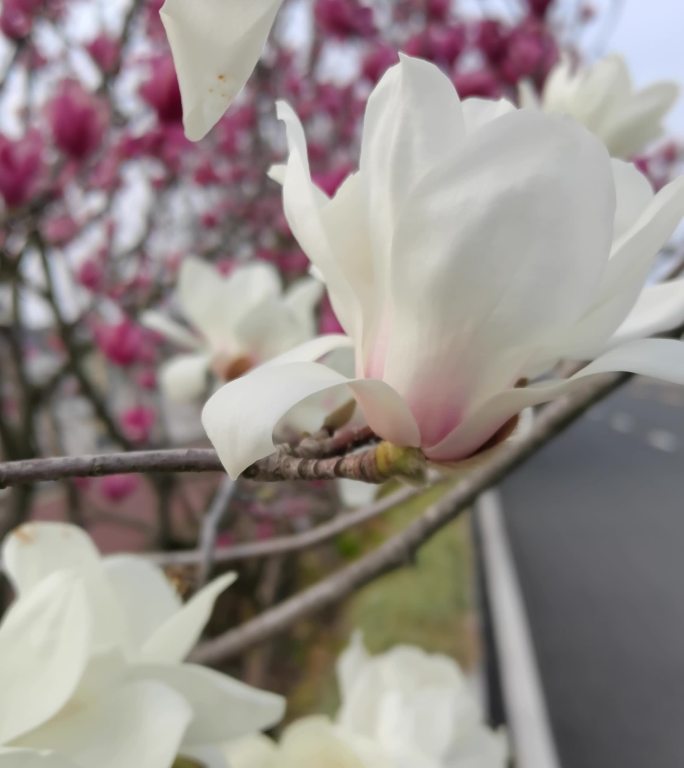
190,371,630,664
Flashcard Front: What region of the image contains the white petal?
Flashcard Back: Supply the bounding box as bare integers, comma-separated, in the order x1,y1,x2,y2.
610,279,684,345
202,360,420,478
360,55,466,286
2,522,125,652
140,310,203,350
178,258,281,350
0,572,91,743
611,159,654,240
160,353,211,402
181,745,230,768
261,334,352,368
429,338,684,461
276,103,368,340
382,107,614,441
141,572,236,663
461,97,516,133
131,663,285,746
235,299,314,363
223,734,278,768
160,0,283,141
601,81,679,158
102,555,182,653
3,522,100,595
0,750,77,768
336,631,370,705
283,277,324,336
16,680,192,768
561,174,684,357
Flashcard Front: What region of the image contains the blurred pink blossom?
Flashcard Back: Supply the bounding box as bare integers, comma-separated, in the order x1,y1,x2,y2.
99,474,140,503
86,33,120,74
0,130,43,208
94,319,150,367
314,0,375,39
0,0,40,40
140,56,183,124
121,405,156,444
47,81,108,161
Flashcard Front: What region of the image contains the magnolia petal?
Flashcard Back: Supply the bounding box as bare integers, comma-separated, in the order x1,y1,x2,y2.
131,663,285,746
202,360,420,478
181,745,230,768
284,276,325,336
561,174,684,357
223,734,278,768
16,680,192,768
429,338,684,461
610,279,684,345
140,572,236,663
0,750,77,768
383,107,614,427
611,158,654,240
261,333,352,368
235,298,313,363
360,55,466,284
602,81,679,158
0,572,91,743
336,631,370,705
160,0,283,141
2,522,101,595
276,102,365,338
1,522,124,652
102,555,182,653
159,352,211,402
140,310,203,351
178,258,281,350
461,97,516,133
336,479,378,508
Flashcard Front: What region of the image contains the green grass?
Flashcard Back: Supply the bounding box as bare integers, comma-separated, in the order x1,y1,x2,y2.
287,484,478,718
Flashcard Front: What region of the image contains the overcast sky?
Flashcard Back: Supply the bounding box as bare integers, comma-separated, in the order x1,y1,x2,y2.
606,0,684,131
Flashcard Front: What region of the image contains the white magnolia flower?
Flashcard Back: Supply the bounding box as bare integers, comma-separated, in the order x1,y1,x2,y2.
520,54,678,158
201,55,684,478
0,523,284,768
335,634,507,768
142,257,322,403
227,717,391,768
227,634,503,768
160,0,284,140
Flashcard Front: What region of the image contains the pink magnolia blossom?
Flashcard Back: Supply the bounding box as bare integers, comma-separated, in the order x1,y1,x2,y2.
140,56,183,124
120,405,156,444
98,474,140,503
0,0,40,40
86,33,120,74
46,81,108,161
361,45,399,84
314,0,375,40
94,319,150,367
0,130,43,208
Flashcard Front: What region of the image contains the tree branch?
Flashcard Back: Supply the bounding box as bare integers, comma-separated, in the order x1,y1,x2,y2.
190,371,630,664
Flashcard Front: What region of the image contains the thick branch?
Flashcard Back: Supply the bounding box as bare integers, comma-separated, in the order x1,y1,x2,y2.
191,372,629,664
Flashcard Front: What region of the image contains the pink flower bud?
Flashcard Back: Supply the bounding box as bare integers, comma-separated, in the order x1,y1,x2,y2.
362,45,399,84
120,405,156,444
44,214,78,245
140,56,183,124
0,130,43,208
77,258,104,291
453,69,501,99
86,33,120,74
314,0,375,39
99,474,140,503
95,319,149,367
0,0,40,40
47,80,108,161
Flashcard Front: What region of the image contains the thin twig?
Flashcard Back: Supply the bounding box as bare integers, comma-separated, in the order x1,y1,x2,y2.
146,485,420,567
190,371,630,664
196,477,237,586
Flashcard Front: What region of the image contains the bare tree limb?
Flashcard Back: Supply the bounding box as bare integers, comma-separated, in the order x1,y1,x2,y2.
196,477,237,586
147,485,420,567
190,371,630,664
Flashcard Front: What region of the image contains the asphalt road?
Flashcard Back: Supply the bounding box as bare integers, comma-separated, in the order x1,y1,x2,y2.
499,379,684,768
